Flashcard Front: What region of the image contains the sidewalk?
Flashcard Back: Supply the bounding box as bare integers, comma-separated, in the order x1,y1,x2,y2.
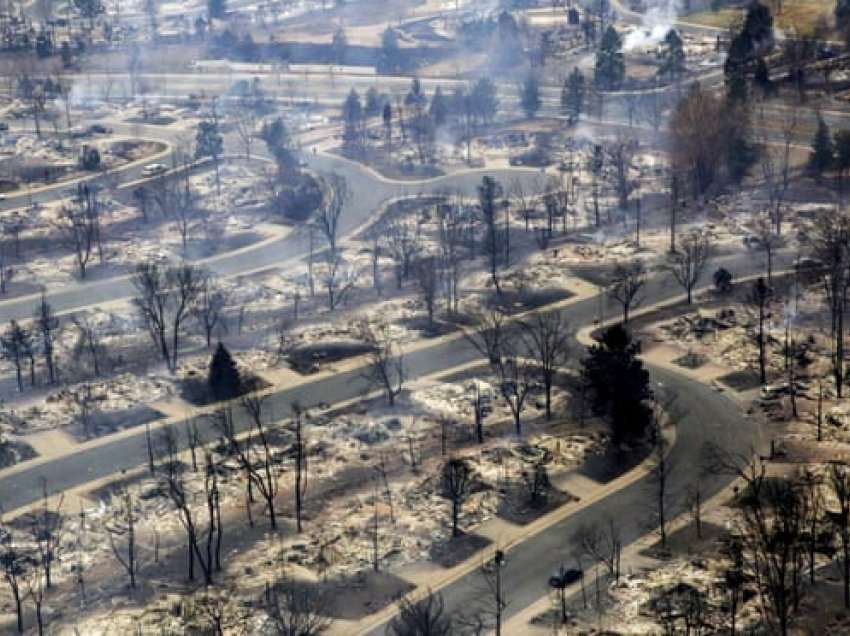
333,423,675,636
500,468,743,635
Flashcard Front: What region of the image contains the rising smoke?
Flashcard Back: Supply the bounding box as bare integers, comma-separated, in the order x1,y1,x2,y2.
623,0,681,52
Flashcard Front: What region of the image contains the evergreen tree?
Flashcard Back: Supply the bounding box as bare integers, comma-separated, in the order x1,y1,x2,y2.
520,74,541,119
208,342,241,401
365,87,382,119
342,89,363,150
561,67,585,125
382,102,393,147
582,324,652,443
429,86,448,128
471,78,499,124
331,27,348,65
810,117,834,180
658,29,685,82
405,78,427,111
260,117,295,171
195,118,223,195
725,1,774,84
741,1,774,52
835,129,850,193
725,119,758,184
725,62,749,105
595,26,625,91
753,57,773,96
378,27,402,73
195,120,223,160
496,10,522,68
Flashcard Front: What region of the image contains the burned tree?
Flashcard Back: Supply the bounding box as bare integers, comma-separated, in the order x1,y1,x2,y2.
359,320,405,406
830,463,850,609
811,213,850,398
157,429,220,584
153,176,200,251
105,488,141,590
747,277,772,385
437,198,465,314
739,473,807,636
1,320,33,392
608,260,646,324
605,136,638,211
647,394,675,549
290,402,309,534
519,312,572,421
464,308,507,366
321,250,356,311
0,519,31,634
441,458,472,537
479,176,504,295
25,483,63,591
56,184,102,279
34,294,59,384
388,590,453,636
665,229,712,304
315,173,349,254
262,579,330,635
71,315,106,377
573,519,622,585
494,353,536,436
383,218,422,289
757,107,797,235
414,255,440,328
132,261,203,373
237,395,280,529
194,274,229,348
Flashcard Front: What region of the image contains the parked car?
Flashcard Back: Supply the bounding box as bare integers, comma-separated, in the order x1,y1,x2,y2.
142,163,167,176
0,122,9,132
87,124,112,134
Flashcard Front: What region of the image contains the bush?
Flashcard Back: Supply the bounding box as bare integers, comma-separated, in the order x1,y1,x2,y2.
274,173,323,222
208,342,241,402
713,267,733,293
80,146,101,171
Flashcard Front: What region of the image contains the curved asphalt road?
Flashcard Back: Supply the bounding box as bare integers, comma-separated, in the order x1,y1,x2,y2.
0,145,543,323
0,243,773,634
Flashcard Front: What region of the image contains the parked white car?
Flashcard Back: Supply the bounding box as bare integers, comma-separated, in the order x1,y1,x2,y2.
142,163,167,176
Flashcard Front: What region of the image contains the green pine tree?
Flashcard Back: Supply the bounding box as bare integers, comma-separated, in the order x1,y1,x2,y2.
658,29,685,81
834,129,850,194
595,26,625,91
208,342,241,402
195,118,223,195
430,86,448,128
810,117,834,181
561,67,585,125
725,62,749,105
582,324,652,443
471,78,499,124
342,88,363,150
520,75,541,119
378,27,402,73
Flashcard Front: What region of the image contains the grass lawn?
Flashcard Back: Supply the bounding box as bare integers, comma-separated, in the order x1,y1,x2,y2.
684,0,837,37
